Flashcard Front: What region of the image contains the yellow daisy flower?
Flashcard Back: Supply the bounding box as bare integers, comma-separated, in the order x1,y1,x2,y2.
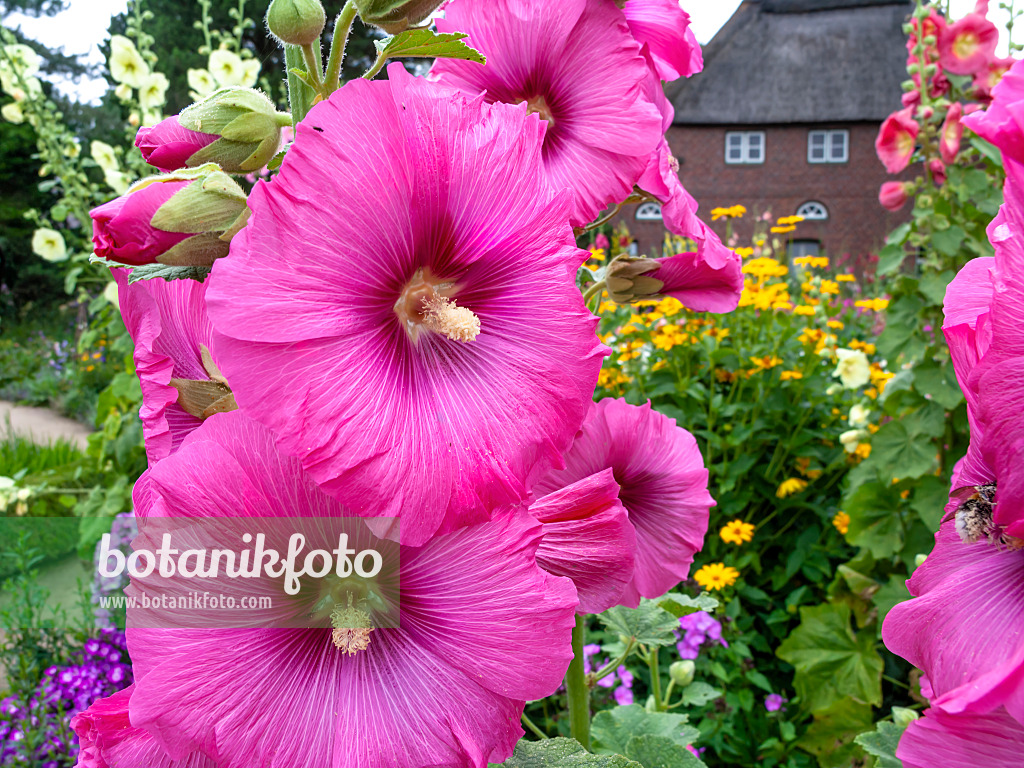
832,511,851,535
693,563,740,591
720,520,755,545
776,478,808,498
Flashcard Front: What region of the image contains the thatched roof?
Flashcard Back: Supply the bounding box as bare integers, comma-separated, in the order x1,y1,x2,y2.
668,0,911,125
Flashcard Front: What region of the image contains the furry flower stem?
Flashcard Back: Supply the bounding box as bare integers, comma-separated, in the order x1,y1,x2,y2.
324,1,359,93
566,615,591,749
285,44,316,125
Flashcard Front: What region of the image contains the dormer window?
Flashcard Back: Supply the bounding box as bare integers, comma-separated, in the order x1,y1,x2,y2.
725,131,765,164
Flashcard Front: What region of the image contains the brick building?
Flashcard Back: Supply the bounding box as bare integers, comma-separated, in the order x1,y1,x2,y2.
627,0,913,261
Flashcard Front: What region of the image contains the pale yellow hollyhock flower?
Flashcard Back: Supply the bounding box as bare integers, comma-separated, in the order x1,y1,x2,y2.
832,348,871,390
103,281,120,310
3,44,41,76
187,68,217,97
90,140,119,172
848,403,870,429
839,428,868,454
64,139,81,159
32,228,67,262
240,58,261,88
104,169,131,195
138,72,169,110
208,49,245,86
109,36,150,88
1,102,24,123
114,83,133,101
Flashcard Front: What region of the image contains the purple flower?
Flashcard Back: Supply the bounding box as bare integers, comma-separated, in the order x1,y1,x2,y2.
764,693,787,712
676,611,727,660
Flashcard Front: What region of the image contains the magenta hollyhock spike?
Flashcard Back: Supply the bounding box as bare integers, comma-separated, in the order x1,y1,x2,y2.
112,269,231,467
939,12,999,76
532,399,713,606
91,182,192,266
527,468,635,614
897,707,1024,768
875,107,920,174
429,0,663,226
620,0,703,82
71,686,216,768
135,116,219,173
125,411,577,768
206,66,605,546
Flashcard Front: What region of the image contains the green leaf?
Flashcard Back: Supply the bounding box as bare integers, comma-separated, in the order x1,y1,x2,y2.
913,360,963,410
869,421,937,480
599,600,680,648
877,244,907,277
843,481,904,559
871,577,911,635
375,29,486,64
623,735,706,768
776,603,883,713
490,738,643,768
918,270,955,306
854,721,907,768
909,474,950,531
796,698,874,768
677,682,722,708
126,263,213,284
592,705,698,754
655,592,718,619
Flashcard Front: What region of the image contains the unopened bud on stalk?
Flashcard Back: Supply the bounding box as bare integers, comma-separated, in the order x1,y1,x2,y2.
605,256,664,304
354,0,447,34
266,0,327,46
892,707,920,729
669,660,695,687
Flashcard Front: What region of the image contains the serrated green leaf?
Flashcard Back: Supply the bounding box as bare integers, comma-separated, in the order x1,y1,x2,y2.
776,603,883,713
870,421,937,480
376,29,486,64
854,721,906,768
624,735,706,768
599,600,680,648
126,263,212,284
592,705,698,754
877,244,907,276
913,360,963,410
678,682,722,708
909,474,950,531
490,738,643,768
796,698,874,767
843,481,904,559
655,593,718,619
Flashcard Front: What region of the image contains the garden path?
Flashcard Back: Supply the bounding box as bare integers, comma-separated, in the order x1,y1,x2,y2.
0,400,92,450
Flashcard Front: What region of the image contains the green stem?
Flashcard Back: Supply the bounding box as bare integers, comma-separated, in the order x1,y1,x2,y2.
582,280,607,305
582,203,624,234
324,0,359,93
566,615,591,749
300,41,324,87
590,637,637,683
362,50,389,80
521,712,549,740
285,44,316,126
647,648,663,712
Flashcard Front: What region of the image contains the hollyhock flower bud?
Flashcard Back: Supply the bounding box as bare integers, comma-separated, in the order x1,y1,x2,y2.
135,116,219,172
605,251,743,312
669,660,695,687
939,12,998,76
90,164,248,267
266,0,326,46
939,101,964,164
879,180,912,211
875,107,919,173
354,0,446,33
173,87,289,174
929,157,948,186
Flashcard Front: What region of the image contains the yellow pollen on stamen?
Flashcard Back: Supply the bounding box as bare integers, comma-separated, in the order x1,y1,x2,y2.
422,296,481,343
332,626,373,656
330,595,374,655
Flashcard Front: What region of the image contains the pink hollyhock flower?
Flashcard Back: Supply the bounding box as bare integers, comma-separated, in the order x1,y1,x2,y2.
974,56,1017,104
135,116,219,173
897,707,1024,768
964,58,1024,164
879,181,912,211
939,12,999,76
112,269,230,466
527,468,635,614
206,66,605,546
71,686,216,767
91,180,192,266
875,107,920,173
429,0,663,226
532,399,714,606
127,411,578,768
929,157,948,186
939,102,964,164
620,0,703,82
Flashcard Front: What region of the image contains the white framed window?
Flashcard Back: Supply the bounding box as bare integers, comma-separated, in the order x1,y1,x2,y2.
789,240,821,259
635,202,663,221
808,130,849,163
796,201,829,221
725,131,765,164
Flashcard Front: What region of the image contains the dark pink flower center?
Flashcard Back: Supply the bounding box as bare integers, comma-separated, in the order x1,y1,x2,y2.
522,94,556,128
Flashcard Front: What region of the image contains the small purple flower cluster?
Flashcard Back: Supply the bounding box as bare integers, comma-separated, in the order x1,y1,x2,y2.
676,611,728,660
0,630,131,767
91,512,137,628
47,340,72,376
583,644,635,706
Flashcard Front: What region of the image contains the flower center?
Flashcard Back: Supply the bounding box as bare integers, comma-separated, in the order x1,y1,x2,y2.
395,268,480,343
953,32,979,60
522,94,556,128
330,595,374,656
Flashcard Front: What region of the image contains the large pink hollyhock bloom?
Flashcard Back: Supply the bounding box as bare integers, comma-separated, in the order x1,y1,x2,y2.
91,181,192,265
429,0,664,227
135,117,218,173
974,56,1017,104
875,107,920,173
113,269,231,466
127,411,578,768
898,707,1024,768
939,12,999,76
527,468,636,614
965,58,1024,166
532,399,713,606
206,66,605,546
620,0,703,82
939,101,964,164
71,686,216,768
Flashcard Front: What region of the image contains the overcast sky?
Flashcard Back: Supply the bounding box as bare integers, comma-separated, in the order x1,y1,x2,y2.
0,0,1012,103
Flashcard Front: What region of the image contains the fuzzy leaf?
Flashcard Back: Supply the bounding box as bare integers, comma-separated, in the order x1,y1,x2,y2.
125,263,212,284
655,593,719,619
374,29,486,63
591,705,698,754
854,721,906,768
490,738,642,768
599,600,680,648
623,735,706,768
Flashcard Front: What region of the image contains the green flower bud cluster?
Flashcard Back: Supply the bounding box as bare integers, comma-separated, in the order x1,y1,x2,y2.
178,88,290,174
